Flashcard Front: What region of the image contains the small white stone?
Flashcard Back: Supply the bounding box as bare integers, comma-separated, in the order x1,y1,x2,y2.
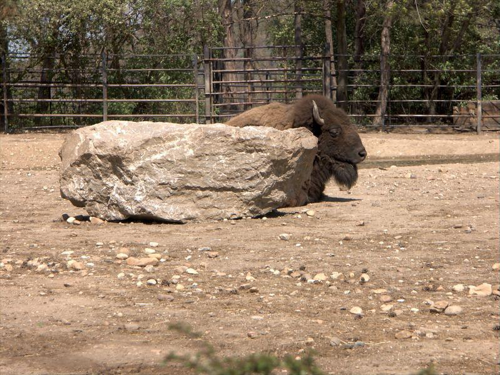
360,273,370,282
144,248,156,254
147,279,157,285
444,305,463,315
149,242,159,247
452,284,465,292
330,272,342,280
279,233,291,241
313,273,327,281
469,283,492,297
186,268,198,275
349,306,363,315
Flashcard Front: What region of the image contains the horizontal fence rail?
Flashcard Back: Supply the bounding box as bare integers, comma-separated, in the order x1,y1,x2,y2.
1,48,499,133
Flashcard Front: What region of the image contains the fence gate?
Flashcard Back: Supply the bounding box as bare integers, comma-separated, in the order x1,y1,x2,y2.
203,44,333,124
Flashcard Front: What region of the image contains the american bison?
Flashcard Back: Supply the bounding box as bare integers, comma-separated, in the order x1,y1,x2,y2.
227,95,367,204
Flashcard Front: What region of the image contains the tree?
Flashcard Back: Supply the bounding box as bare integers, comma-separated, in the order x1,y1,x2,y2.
373,0,395,127
336,0,348,109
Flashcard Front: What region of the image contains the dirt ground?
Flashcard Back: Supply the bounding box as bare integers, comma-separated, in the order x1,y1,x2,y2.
0,132,499,375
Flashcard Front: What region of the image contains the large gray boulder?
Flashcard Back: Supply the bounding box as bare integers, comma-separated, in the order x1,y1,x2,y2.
59,121,317,223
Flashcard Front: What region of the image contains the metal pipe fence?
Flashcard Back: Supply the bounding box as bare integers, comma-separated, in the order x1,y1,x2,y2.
0,47,499,133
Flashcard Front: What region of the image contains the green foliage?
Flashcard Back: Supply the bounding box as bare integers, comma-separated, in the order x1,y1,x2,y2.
164,323,326,375
416,363,438,375
164,323,442,375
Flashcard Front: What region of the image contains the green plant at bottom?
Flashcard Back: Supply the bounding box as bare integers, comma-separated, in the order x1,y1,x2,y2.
163,323,439,375
163,323,324,375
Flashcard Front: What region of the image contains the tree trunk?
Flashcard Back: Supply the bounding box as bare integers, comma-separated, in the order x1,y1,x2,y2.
336,0,348,110
36,53,55,125
294,0,303,99
354,0,366,65
239,0,257,110
373,0,394,128
323,0,336,102
218,0,238,112
352,0,366,115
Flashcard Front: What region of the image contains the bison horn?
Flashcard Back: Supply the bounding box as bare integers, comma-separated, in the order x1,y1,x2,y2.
312,100,325,126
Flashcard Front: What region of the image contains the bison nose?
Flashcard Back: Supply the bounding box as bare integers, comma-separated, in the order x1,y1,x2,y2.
358,148,367,160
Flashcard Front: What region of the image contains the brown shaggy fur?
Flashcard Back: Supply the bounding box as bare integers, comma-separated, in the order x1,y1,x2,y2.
227,95,366,204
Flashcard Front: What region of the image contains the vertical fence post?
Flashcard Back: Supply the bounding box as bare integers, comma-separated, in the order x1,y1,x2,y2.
266,71,271,103
203,45,212,124
101,51,108,122
296,43,303,99
476,53,482,134
380,53,386,131
192,53,199,124
322,43,332,99
2,54,9,132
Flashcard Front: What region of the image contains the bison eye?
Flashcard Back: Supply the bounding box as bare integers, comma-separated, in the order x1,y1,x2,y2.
329,128,341,137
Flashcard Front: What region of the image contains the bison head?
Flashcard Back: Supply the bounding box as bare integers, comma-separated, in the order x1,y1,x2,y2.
293,95,367,190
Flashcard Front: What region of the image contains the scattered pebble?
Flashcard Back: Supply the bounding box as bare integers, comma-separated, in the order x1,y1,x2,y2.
492,263,500,271
279,233,291,241
67,260,84,271
146,279,157,285
117,247,130,255
430,300,449,313
330,272,343,280
144,265,155,273
469,283,492,297
329,337,342,346
444,305,463,316
360,273,370,283
349,306,363,316
116,253,129,260
381,304,393,312
306,210,315,217
89,217,104,225
395,330,412,339
126,257,159,267
313,273,327,281
452,284,465,292
380,295,392,303
124,323,140,332
157,294,174,302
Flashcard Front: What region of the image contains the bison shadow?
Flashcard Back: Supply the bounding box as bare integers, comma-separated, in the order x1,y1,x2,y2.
321,196,361,203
